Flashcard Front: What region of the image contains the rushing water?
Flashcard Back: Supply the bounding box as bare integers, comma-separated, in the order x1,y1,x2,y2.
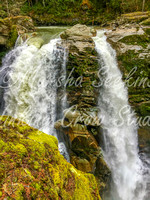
93,31,149,200
0,37,69,161
0,26,149,199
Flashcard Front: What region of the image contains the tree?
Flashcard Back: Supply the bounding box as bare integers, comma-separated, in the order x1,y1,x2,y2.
142,0,145,12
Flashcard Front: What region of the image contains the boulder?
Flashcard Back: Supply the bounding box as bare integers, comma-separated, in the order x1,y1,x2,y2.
0,116,101,200
60,24,95,40
27,37,44,49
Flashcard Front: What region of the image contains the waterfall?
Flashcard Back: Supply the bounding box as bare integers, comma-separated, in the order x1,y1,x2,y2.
93,31,149,200
0,38,69,161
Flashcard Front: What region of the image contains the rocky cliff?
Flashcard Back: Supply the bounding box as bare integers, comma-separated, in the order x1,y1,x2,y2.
106,13,150,164
55,24,111,196
106,12,150,119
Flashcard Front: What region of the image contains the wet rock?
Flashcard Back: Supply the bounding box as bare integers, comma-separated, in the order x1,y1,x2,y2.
55,117,100,172
94,157,111,197
61,24,99,107
27,37,44,49
138,126,150,151
58,24,110,195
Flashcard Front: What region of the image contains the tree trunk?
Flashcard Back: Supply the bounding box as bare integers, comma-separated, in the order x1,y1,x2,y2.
142,0,145,12
135,0,138,11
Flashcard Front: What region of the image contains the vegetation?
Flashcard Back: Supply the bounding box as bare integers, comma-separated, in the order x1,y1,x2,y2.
0,0,150,25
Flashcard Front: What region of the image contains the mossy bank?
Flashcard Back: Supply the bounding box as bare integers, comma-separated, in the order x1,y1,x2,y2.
0,116,101,200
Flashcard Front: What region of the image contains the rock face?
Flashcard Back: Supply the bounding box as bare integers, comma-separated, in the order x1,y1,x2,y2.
60,24,99,107
55,24,111,195
106,16,150,120
0,116,101,200
0,16,35,48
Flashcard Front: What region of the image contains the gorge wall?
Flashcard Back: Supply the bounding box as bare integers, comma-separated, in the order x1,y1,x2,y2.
106,14,150,156
0,11,150,199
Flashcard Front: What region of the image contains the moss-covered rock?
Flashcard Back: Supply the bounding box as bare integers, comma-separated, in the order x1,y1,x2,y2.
121,11,150,23
119,34,150,48
107,22,150,119
140,18,150,26
7,25,18,48
61,25,99,107
0,116,101,200
0,16,35,48
144,28,150,35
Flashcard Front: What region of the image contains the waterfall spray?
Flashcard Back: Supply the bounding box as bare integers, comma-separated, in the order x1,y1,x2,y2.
93,31,149,200
0,38,69,161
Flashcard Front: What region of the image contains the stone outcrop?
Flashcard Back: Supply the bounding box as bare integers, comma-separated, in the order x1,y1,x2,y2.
55,24,111,195
60,24,98,107
0,116,101,200
0,16,35,48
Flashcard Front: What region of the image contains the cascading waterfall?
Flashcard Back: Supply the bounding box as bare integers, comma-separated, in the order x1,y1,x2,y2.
93,31,149,200
0,38,69,161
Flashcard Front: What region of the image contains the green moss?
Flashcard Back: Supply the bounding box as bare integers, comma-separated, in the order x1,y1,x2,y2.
119,34,150,48
118,46,150,118
138,103,150,117
144,28,150,35
118,50,150,86
13,183,25,200
0,46,8,66
140,18,150,26
0,116,101,199
7,25,18,48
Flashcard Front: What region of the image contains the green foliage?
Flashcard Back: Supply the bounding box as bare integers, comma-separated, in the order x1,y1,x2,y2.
1,0,150,25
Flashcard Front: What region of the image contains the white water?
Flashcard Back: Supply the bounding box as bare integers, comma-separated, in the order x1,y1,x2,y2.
1,38,69,160
93,31,149,200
